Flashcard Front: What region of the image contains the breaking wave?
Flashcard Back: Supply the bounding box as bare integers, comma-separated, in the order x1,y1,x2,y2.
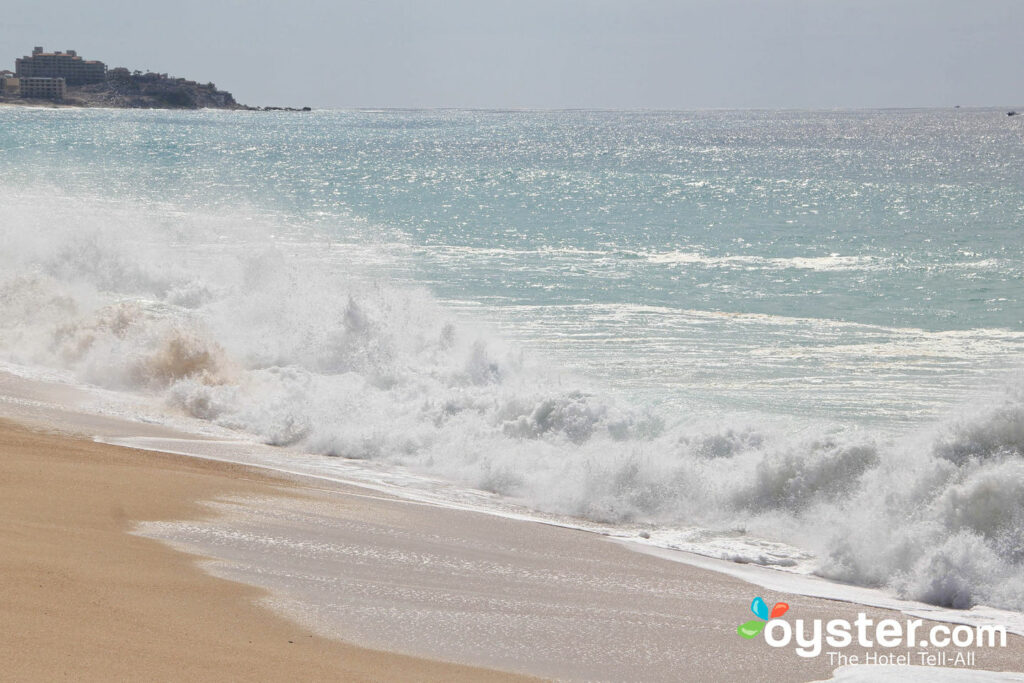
2,190,1023,613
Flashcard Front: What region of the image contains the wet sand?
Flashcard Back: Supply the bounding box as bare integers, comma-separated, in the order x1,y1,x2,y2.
0,419,521,682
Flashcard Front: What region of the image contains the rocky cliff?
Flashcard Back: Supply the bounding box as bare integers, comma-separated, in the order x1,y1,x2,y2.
66,69,247,109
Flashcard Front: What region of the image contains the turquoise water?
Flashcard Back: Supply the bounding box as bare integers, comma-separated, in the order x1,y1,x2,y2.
2,107,1024,610
10,109,1022,327
4,108,1023,423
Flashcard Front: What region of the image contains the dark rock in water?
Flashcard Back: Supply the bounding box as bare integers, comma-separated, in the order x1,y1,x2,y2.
1009,111,1018,116
257,105,312,112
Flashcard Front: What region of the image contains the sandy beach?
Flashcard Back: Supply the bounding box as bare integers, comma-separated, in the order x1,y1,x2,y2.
1,371,1023,681
0,417,520,682
0,100,78,108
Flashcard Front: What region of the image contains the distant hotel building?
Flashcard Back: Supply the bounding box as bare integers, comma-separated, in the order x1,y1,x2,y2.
15,46,106,85
19,77,67,100
0,70,16,95
0,78,17,95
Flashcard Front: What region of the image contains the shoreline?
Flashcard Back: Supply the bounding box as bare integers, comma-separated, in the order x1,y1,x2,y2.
0,101,305,111
1,369,1023,680
0,417,519,681
3,101,1021,113
0,100,78,108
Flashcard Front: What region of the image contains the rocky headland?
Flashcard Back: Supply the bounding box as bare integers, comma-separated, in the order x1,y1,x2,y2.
0,47,309,111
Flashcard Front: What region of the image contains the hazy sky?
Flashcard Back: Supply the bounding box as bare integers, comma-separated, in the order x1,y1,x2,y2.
0,0,1020,109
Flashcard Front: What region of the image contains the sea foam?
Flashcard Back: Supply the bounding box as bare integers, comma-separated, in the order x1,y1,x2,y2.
1,190,1023,614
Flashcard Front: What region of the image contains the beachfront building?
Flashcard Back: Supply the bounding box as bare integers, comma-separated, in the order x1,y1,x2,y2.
19,77,66,100
0,70,18,95
15,47,106,85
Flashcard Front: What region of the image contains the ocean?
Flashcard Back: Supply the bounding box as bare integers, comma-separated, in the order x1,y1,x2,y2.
2,107,1023,614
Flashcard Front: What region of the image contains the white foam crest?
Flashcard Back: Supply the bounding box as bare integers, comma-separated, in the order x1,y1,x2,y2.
644,250,1012,274
815,665,1024,682
645,250,882,271
2,189,1024,617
